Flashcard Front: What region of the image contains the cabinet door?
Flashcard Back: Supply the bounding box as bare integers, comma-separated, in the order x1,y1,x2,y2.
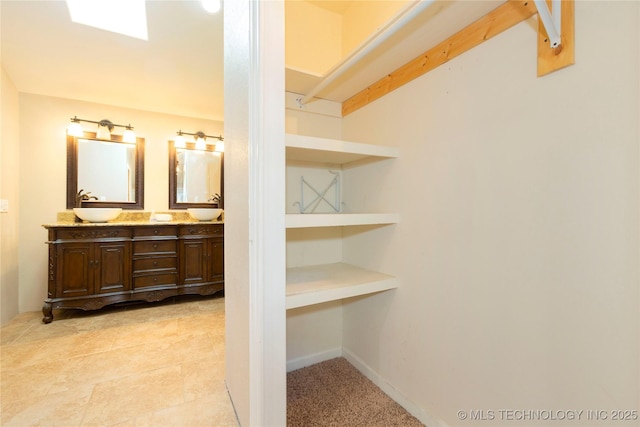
95,242,131,294
56,242,93,297
207,238,224,283
181,240,207,285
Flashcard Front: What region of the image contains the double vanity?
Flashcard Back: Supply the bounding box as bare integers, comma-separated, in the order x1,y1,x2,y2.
42,212,224,323
43,129,225,323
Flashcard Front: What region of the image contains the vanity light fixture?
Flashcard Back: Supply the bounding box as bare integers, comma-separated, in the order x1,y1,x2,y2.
67,117,83,137
96,120,112,140
122,125,136,143
175,130,224,152
174,133,186,148
67,116,137,143
195,131,207,150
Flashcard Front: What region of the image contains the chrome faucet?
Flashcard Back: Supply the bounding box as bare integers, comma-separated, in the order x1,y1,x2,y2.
75,189,98,207
208,193,222,206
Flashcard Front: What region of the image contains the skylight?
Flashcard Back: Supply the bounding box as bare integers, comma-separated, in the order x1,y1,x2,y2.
201,0,222,14
65,0,148,41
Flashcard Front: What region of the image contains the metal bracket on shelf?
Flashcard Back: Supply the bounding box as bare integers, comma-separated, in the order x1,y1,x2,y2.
534,0,561,48
293,170,341,214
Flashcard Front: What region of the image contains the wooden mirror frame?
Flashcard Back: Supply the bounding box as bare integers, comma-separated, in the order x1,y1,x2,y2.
66,131,145,209
168,140,224,209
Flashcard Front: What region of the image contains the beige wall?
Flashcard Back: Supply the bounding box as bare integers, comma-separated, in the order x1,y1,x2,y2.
1,68,20,325
17,93,222,314
341,2,639,425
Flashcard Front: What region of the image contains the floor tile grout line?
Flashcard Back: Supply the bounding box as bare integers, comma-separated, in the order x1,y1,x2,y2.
75,383,97,427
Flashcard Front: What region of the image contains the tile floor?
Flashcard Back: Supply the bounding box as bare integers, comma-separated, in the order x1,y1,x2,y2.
0,296,238,427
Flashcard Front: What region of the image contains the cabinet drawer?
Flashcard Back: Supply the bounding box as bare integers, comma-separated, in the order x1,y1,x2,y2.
133,240,177,255
133,257,177,273
179,224,224,237
55,227,132,241
133,227,177,238
133,273,177,289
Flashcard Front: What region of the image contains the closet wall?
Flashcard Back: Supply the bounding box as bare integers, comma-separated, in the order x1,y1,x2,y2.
341,2,639,425
285,97,345,369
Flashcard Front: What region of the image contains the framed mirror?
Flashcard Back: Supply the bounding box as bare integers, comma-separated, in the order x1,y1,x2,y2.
67,131,145,209
169,141,224,209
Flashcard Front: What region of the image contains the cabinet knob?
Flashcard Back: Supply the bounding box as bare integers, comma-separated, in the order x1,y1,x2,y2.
153,277,158,282
153,244,158,249
153,261,158,266
154,229,159,235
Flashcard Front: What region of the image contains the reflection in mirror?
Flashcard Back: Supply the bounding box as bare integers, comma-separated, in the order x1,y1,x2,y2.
176,149,222,202
78,138,136,201
169,141,224,209
67,132,145,209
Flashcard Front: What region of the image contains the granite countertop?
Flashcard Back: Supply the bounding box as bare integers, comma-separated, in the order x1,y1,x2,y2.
43,211,224,228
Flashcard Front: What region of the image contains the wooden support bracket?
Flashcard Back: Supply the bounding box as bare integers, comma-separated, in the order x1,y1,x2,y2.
342,0,537,117
341,0,575,116
537,0,575,76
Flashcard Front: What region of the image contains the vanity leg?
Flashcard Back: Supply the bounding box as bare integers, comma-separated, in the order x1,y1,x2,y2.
42,302,53,324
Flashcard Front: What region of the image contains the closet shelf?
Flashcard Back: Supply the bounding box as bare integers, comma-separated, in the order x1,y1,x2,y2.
286,133,398,165
284,2,504,105
286,213,398,229
286,262,397,309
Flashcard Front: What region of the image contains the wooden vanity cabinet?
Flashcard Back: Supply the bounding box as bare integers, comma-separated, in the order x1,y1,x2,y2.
43,223,224,323
179,224,224,289
132,226,179,293
54,239,131,298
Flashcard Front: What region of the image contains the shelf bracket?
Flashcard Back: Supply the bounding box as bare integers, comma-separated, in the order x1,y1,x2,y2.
534,0,561,48
294,171,341,214
536,0,575,77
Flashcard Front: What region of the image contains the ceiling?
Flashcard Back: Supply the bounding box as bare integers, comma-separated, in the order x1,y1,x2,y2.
1,1,507,122
1,0,224,121
306,0,353,14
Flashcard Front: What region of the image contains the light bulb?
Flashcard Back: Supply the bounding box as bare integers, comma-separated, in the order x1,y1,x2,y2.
67,121,83,136
214,141,224,152
195,136,206,150
96,124,111,140
123,127,136,143
175,134,186,148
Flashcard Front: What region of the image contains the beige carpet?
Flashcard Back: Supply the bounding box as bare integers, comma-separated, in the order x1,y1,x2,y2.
287,357,424,426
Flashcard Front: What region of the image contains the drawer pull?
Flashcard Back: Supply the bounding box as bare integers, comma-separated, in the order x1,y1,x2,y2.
154,230,159,235
153,244,158,249
153,261,158,266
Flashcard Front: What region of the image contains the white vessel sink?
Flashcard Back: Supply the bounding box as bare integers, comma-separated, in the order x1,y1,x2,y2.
188,208,223,221
73,208,122,223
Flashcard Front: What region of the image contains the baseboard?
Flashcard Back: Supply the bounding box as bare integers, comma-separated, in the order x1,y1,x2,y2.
342,348,447,427
286,347,342,372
